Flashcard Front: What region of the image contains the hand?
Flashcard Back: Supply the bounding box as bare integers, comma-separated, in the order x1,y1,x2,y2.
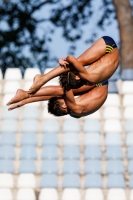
58,58,69,68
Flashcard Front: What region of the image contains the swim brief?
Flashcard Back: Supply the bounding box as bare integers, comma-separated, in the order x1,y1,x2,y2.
95,80,108,87
102,36,117,53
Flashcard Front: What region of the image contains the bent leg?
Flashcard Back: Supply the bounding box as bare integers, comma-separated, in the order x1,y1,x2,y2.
28,65,70,94
77,38,106,66
7,86,62,110
84,48,119,84
7,86,64,106
8,95,52,111
28,37,106,94
7,89,29,106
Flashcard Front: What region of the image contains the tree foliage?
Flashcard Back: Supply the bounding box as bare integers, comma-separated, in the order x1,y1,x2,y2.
0,0,133,75
0,0,94,75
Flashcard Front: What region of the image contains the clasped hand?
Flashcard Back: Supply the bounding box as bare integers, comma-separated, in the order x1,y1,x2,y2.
58,58,69,68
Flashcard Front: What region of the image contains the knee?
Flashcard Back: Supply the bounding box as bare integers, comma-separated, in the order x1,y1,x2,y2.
77,58,86,66
85,74,98,85
66,55,74,63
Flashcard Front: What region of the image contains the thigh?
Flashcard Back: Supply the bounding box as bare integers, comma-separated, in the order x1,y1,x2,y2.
86,48,119,84
77,38,106,66
78,85,108,115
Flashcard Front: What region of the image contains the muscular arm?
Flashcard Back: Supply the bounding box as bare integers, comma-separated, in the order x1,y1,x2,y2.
65,89,84,114
73,85,95,95
66,55,92,84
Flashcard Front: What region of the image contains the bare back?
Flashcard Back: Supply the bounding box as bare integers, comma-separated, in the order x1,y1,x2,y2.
70,85,108,118
86,48,119,84
75,36,119,85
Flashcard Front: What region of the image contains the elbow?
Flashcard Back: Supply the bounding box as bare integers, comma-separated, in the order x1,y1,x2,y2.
72,107,83,115
66,55,74,63
84,74,98,85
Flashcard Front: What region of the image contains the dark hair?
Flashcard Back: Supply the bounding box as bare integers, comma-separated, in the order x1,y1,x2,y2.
48,97,68,116
59,71,84,90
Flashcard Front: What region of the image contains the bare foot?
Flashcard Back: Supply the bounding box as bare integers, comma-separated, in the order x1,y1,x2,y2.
28,74,46,94
8,101,24,111
6,89,29,106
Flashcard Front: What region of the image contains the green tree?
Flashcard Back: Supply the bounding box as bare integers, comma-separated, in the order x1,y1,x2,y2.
0,0,93,75
0,0,133,76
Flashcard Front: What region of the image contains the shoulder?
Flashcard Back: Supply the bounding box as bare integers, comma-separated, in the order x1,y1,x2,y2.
69,112,81,118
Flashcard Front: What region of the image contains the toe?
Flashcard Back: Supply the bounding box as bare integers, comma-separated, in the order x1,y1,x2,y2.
6,101,12,106
27,90,32,94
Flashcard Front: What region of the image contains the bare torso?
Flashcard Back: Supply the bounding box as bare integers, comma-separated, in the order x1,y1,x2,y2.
86,48,119,84
69,85,108,118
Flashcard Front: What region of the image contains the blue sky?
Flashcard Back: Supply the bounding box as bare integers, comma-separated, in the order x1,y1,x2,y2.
0,0,120,69
33,0,120,62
